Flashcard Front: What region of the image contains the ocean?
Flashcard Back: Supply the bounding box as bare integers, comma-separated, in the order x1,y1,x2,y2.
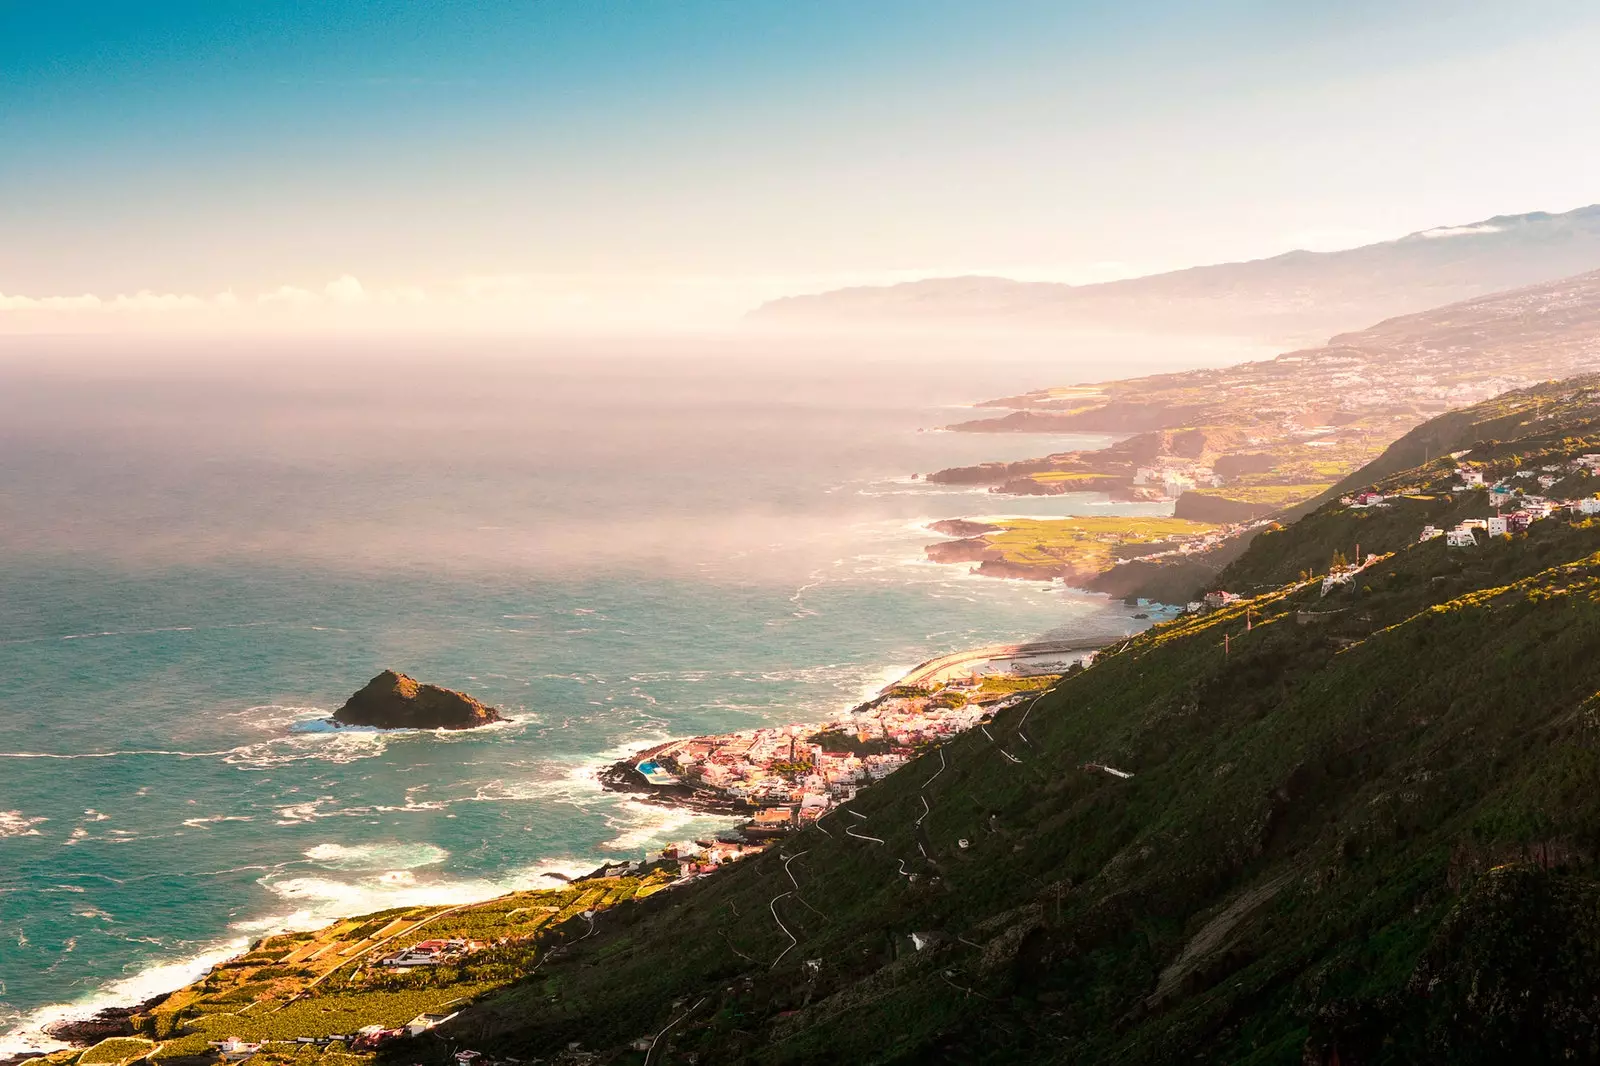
0,330,1252,1051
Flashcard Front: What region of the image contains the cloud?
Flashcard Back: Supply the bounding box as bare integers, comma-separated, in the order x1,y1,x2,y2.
0,276,446,334
0,278,409,318
322,274,367,304
107,291,209,311
256,284,320,306
0,292,103,311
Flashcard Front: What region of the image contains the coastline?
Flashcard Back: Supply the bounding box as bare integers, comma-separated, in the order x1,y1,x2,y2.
2,637,1102,1063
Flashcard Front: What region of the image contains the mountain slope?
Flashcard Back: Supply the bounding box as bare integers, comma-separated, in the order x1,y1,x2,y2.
428,382,1600,1065
1219,375,1600,592
750,205,1600,342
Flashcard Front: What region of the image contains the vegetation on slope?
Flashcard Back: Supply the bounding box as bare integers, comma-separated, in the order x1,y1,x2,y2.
432,378,1600,1065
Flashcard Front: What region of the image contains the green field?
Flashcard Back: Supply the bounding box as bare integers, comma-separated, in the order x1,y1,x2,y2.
1185,482,1332,506
978,515,1217,574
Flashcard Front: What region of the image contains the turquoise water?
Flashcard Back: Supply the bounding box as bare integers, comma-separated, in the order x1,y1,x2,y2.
0,334,1203,1048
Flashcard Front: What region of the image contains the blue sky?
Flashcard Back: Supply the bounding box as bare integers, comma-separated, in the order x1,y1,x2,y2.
3,0,1599,326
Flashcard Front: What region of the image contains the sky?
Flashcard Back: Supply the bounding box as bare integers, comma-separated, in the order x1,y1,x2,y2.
3,0,1600,331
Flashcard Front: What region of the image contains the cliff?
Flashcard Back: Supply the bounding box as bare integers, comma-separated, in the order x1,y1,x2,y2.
330,670,505,730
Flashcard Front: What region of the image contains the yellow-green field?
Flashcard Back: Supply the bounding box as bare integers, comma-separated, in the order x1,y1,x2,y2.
1026,470,1119,484
978,516,1217,574
1185,483,1333,507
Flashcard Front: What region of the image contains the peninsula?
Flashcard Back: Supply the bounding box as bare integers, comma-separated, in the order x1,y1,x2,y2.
923,267,1600,602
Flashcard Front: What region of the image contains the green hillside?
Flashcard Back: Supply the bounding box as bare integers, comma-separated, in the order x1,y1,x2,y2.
416,379,1600,1065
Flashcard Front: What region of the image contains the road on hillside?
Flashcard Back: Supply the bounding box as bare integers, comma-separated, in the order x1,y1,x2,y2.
896,638,1106,687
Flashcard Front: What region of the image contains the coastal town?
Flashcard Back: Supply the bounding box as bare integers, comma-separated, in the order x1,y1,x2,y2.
605,666,1067,874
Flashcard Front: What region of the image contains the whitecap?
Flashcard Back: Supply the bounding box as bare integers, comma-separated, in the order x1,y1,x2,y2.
180,815,254,829
598,800,741,855
0,811,47,838
253,855,612,927
305,842,449,871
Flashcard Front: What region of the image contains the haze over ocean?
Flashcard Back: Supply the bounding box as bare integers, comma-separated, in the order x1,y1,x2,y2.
0,332,1244,1048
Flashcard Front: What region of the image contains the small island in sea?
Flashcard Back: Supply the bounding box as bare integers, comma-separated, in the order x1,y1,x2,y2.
329,670,506,731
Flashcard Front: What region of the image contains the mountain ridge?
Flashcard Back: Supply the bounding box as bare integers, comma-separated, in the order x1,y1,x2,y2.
750,204,1600,343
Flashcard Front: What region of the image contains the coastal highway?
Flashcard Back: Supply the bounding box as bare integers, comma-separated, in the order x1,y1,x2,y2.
895,637,1107,687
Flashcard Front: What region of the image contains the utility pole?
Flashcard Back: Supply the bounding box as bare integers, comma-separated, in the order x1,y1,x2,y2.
1224,632,1230,658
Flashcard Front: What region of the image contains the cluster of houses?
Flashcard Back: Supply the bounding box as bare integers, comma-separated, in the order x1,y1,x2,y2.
643,684,1028,826
375,937,487,969
1185,589,1243,613
348,1011,461,1050
659,837,774,882
1419,458,1600,547
1132,457,1225,499
206,1013,465,1062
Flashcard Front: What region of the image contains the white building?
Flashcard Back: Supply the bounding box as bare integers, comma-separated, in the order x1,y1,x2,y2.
1486,516,1508,536
406,1013,459,1037
1419,525,1444,542
1446,528,1477,548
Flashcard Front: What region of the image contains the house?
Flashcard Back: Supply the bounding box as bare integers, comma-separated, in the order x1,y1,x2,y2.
210,1038,262,1062
1458,469,1485,487
1507,511,1533,533
454,1052,484,1066
1419,525,1444,542
1575,497,1600,515
405,1012,459,1037
750,806,795,830
1203,590,1240,609
1539,474,1559,489
1486,516,1508,536
350,1025,404,1051
1446,528,1477,548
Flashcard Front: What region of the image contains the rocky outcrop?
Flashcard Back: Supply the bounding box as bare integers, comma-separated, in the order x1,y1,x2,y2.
974,559,1064,581
927,518,1003,537
331,670,506,730
947,403,1209,434
43,1008,138,1046
925,459,1056,486
923,538,1000,566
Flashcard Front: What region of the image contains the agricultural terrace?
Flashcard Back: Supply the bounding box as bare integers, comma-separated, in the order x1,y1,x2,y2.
31,872,673,1066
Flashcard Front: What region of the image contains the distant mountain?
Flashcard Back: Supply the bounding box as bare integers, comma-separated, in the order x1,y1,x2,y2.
749,204,1600,342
